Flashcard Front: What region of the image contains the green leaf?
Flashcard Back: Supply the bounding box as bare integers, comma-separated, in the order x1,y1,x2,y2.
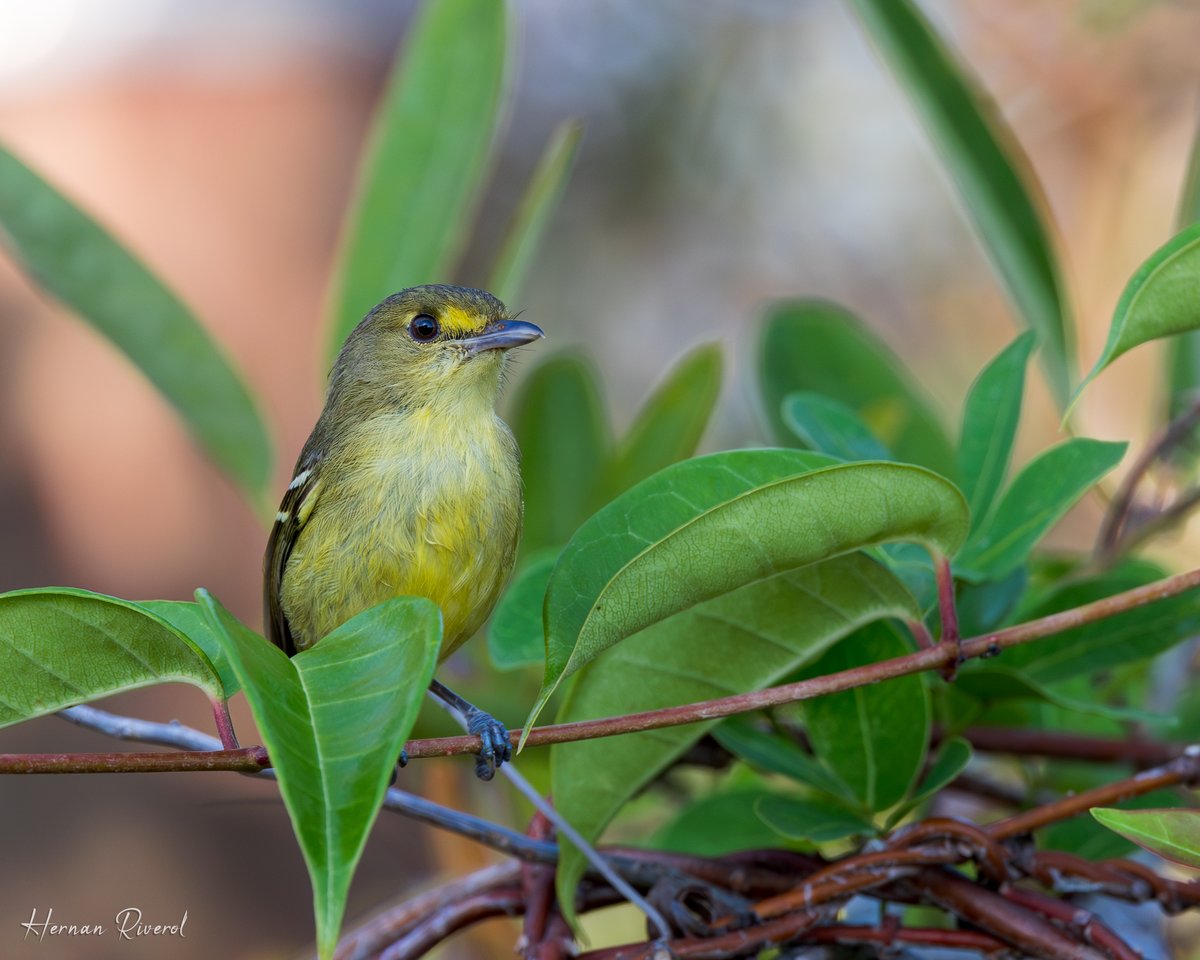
802,621,930,813
326,0,508,359
529,452,968,731
756,794,875,844
140,599,241,697
890,737,972,823
0,145,273,507
488,119,582,305
1003,560,1200,683
849,0,1071,405
958,332,1036,527
1092,808,1200,870
782,392,893,462
1077,223,1200,403
198,592,441,960
599,344,723,501
510,353,610,555
551,553,918,925
955,439,1126,579
954,665,1161,723
759,301,956,477
0,588,224,729
956,566,1027,635
712,715,853,802
487,549,556,670
651,789,787,857
1165,123,1200,422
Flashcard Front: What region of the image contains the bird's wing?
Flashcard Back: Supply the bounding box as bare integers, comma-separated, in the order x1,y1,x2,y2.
263,453,324,657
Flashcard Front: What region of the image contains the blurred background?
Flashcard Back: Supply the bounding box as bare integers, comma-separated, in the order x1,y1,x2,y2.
1,0,1199,957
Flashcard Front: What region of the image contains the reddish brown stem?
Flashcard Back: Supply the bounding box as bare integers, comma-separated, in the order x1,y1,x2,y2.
988,749,1200,840
335,862,523,960
935,554,961,680
916,867,1108,960
802,923,1010,954
5,569,1199,777
1003,886,1139,960
0,747,268,774
954,726,1182,767
574,907,831,960
210,697,239,749
404,567,1200,760
1098,395,1200,555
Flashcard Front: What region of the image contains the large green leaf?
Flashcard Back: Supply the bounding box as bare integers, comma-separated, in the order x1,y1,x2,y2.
958,332,1036,528
849,0,1071,405
802,621,930,813
1077,223,1200,403
759,301,956,477
1000,560,1200,683
487,549,556,670
782,392,893,462
0,145,272,507
0,588,224,728
1092,808,1200,870
326,0,508,358
199,592,441,960
599,344,722,502
551,553,919,925
954,439,1126,579
510,353,611,555
488,119,582,306
528,452,969,731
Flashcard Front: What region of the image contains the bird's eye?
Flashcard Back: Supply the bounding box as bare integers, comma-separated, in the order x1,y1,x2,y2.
409,314,440,341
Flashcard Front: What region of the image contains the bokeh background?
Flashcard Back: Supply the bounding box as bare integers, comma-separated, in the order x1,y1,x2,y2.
1,1,1199,957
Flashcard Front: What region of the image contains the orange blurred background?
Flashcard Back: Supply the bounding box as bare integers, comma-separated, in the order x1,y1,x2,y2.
2,1,1199,957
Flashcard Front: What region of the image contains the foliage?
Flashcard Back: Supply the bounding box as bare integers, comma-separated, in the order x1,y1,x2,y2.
3,0,1200,958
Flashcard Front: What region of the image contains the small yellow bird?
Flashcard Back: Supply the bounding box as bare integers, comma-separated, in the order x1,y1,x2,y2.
263,284,543,778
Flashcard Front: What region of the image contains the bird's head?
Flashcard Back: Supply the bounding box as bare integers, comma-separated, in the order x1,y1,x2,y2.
329,284,543,412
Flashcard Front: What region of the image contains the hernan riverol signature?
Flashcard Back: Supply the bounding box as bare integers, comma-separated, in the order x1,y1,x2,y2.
20,907,188,942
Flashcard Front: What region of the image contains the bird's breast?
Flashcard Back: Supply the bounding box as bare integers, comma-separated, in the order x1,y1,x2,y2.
283,408,523,655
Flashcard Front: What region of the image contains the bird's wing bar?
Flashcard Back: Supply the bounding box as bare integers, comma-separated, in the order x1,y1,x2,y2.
263,454,323,657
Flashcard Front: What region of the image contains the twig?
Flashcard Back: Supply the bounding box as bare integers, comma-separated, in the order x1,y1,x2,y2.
914,867,1110,960
375,887,524,960
955,725,1183,767
988,747,1200,840
1002,885,1139,960
802,922,1010,954
428,692,674,946
403,567,1200,760
9,570,1197,776
334,862,523,960
1097,395,1200,554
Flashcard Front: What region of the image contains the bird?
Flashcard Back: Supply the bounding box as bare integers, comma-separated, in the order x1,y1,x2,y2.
263,284,543,779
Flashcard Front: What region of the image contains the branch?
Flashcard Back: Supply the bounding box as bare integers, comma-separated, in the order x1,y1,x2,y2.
954,725,1184,767
404,566,1200,759
1098,394,1200,554
988,747,1200,840
5,568,1199,775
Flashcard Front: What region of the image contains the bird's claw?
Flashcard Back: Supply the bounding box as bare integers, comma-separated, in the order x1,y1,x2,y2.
466,710,511,782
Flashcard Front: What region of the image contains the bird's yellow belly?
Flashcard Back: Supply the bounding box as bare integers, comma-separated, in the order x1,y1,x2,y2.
280,412,522,657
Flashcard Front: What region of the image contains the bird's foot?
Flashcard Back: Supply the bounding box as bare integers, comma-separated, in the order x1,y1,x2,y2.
465,709,511,782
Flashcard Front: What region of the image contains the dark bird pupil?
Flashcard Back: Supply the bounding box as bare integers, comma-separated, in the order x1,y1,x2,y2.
411,315,439,341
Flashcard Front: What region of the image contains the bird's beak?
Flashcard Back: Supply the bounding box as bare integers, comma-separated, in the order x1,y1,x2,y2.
464,319,544,355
